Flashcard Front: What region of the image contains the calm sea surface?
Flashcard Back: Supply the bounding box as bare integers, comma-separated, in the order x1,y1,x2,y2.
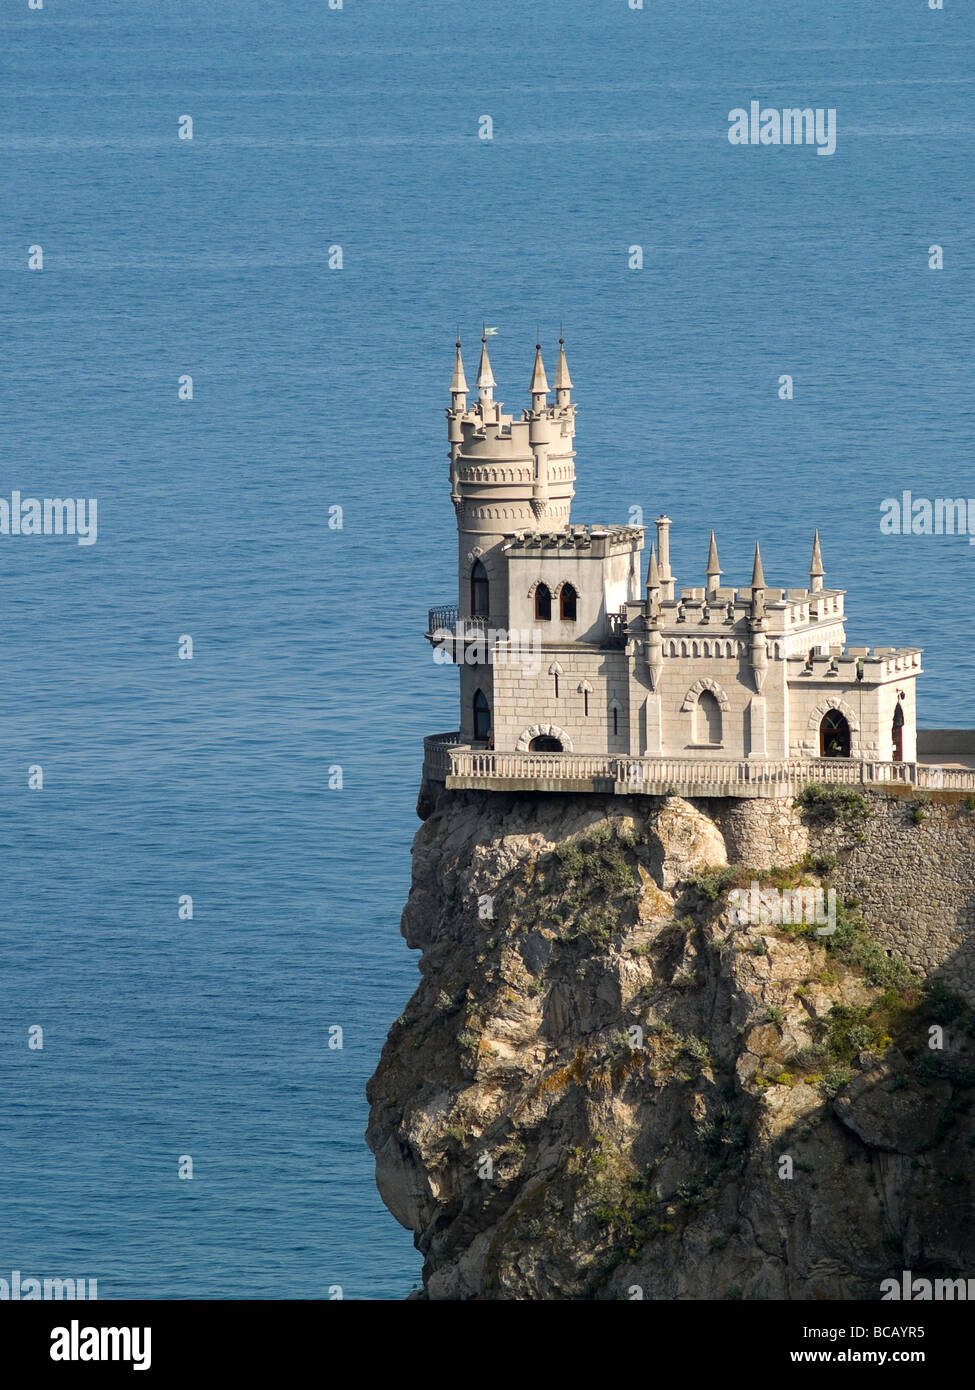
0,0,972,1297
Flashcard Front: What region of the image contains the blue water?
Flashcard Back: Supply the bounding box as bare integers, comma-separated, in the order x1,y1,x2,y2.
0,0,972,1298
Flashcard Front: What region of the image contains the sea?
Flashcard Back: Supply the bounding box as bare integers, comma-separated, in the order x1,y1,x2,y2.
0,0,972,1298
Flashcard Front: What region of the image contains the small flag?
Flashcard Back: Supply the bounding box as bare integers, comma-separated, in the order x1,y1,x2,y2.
483,326,499,336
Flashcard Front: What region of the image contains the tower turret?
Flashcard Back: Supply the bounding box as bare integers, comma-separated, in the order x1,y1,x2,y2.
527,344,553,518
476,334,496,405
643,543,663,688
644,543,661,619
529,344,549,412
749,543,768,693
449,339,468,411
446,332,576,623
554,336,573,410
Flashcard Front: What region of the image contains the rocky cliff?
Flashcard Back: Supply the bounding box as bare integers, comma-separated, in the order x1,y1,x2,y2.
366,786,975,1299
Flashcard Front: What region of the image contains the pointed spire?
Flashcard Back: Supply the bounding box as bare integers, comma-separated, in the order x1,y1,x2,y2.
449,339,468,396
554,335,573,391
646,543,660,590
750,542,766,591
809,529,825,592
476,336,495,388
706,530,722,592
644,544,661,622
529,343,549,396
476,332,495,402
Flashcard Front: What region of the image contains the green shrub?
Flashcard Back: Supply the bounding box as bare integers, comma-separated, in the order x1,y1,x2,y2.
794,784,871,825
820,1067,852,1097
686,866,740,902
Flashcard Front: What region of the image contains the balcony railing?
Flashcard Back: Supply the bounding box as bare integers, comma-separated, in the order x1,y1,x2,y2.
606,610,628,649
427,606,495,636
420,736,975,798
427,605,458,636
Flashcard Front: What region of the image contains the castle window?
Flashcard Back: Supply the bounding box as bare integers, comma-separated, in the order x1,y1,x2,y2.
535,583,552,621
583,689,589,716
820,709,851,758
560,584,577,621
612,707,619,737
697,690,722,746
471,561,489,617
529,735,562,752
473,689,491,741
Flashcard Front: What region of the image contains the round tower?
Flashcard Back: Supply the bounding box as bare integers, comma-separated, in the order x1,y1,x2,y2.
446,335,576,623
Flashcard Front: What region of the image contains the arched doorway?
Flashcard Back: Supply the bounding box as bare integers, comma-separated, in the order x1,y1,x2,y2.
820,709,851,758
529,735,562,752
892,703,905,761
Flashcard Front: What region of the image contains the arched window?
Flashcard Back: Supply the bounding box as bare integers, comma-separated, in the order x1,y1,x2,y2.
697,690,722,746
473,689,491,741
560,584,577,621
471,561,489,617
535,583,552,621
529,735,562,752
892,702,905,761
820,709,851,758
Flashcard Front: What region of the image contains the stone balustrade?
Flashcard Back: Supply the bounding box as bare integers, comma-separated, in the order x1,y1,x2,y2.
421,733,975,798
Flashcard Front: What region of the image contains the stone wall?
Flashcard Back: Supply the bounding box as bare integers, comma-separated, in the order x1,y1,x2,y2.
708,788,975,1000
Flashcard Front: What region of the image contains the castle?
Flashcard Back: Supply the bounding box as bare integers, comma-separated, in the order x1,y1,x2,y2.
425,335,925,793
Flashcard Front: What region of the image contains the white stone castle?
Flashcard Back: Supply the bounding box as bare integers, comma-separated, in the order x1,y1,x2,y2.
425,335,927,795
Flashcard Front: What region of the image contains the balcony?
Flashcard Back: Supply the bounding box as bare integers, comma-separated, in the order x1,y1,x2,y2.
606,610,628,649
426,606,497,663
420,734,975,798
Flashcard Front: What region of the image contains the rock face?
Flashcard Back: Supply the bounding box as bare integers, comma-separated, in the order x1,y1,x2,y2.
366,788,975,1299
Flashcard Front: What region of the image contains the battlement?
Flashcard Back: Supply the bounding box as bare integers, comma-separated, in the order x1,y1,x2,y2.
503,524,643,560
650,587,846,635
788,646,923,683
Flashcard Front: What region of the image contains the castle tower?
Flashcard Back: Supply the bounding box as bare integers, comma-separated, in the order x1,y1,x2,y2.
448,335,577,621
